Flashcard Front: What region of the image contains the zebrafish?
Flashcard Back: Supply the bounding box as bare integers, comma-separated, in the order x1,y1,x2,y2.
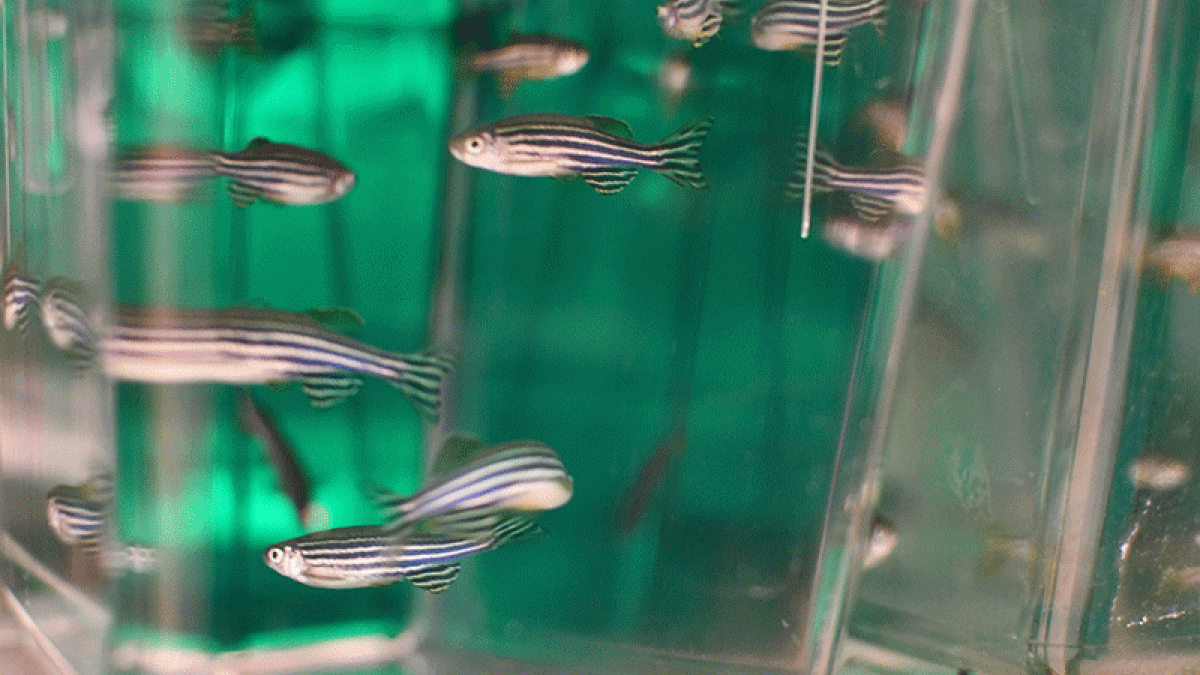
855,92,911,153
863,514,898,569
620,427,685,532
110,145,219,203
46,475,114,551
263,516,542,592
237,390,313,526
657,0,740,47
658,51,695,114
3,260,40,332
37,281,452,420
448,114,713,194
822,212,912,260
211,137,355,207
184,0,259,60
751,0,886,65
787,139,926,216
372,435,573,538
1145,232,1200,291
466,35,589,99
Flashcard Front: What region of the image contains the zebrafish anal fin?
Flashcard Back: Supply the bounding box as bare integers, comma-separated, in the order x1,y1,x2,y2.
304,307,365,331
585,116,634,140
301,374,362,408
227,180,260,208
581,167,637,194
407,564,460,593
432,434,487,475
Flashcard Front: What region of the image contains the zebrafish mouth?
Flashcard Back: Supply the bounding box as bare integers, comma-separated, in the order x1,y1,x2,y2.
332,173,356,197
657,3,679,32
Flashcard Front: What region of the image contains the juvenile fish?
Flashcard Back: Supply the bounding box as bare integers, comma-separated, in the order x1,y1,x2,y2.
184,0,259,60
373,437,573,538
823,212,912,260
264,517,541,592
448,114,713,194
38,281,453,420
110,145,219,203
658,0,740,47
751,0,886,65
787,138,926,216
238,391,313,526
467,35,589,99
211,137,356,207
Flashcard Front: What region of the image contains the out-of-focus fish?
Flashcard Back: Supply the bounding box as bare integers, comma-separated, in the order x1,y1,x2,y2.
237,390,313,526
1145,233,1200,291
855,92,910,152
37,280,453,420
788,138,926,216
822,212,912,260
466,35,589,99
863,514,898,568
658,0,741,47
751,0,887,65
448,114,713,194
110,145,219,203
657,51,695,114
263,516,542,592
620,427,685,532
184,0,259,60
46,475,114,552
211,137,356,207
3,259,40,333
1128,455,1191,490
372,435,573,539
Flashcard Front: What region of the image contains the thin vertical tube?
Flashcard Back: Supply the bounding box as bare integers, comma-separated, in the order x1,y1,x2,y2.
800,0,829,239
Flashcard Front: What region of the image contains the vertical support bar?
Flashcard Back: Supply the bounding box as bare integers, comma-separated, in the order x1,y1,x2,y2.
799,0,829,239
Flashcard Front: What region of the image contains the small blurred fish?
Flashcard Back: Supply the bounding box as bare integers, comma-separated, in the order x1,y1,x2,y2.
855,92,910,153
1128,455,1191,490
37,280,453,419
3,258,40,333
448,114,713,194
620,427,685,532
110,145,219,203
1145,232,1200,291
465,35,589,99
657,51,695,114
788,138,926,217
657,0,741,47
863,514,898,568
264,516,542,592
212,137,356,207
184,0,259,60
822,211,912,260
372,435,573,539
46,475,114,552
237,390,313,527
751,0,887,66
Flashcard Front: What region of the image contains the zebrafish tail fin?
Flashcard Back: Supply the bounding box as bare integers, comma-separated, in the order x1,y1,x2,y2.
387,350,455,422
232,3,261,55
653,115,713,191
785,136,841,199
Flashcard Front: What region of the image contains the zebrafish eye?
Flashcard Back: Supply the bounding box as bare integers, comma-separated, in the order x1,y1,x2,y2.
267,547,284,564
465,137,485,154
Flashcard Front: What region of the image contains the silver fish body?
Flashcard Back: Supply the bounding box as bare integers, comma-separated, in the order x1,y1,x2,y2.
3,263,40,332
110,145,219,203
38,282,452,420
46,476,114,551
751,0,886,64
822,212,912,260
468,35,589,99
373,440,573,538
1146,233,1200,291
211,137,355,207
788,139,926,216
658,0,738,47
448,114,713,194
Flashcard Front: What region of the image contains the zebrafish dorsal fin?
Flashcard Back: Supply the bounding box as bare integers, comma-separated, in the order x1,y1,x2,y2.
581,167,637,194
585,116,634,139
432,434,487,475
300,374,362,408
406,564,460,593
245,136,272,151
304,307,365,331
227,180,260,208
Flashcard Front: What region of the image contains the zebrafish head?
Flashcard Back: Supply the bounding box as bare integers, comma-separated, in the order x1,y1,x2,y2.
330,170,356,199
263,544,308,581
447,129,505,170
657,2,680,34
503,473,574,511
552,43,590,76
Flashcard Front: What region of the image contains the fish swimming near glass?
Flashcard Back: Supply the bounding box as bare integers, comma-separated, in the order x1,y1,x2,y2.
211,137,356,207
237,390,314,527
448,114,713,194
110,145,220,203
372,435,573,539
1145,232,1200,292
184,0,260,60
466,35,589,99
46,476,159,574
658,0,741,47
822,212,912,260
751,0,887,65
3,259,40,333
37,281,452,420
263,516,542,592
787,138,926,217
855,92,911,153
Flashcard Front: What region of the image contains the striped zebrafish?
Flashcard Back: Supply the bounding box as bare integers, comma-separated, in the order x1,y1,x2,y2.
38,280,453,420
3,261,40,332
787,138,926,217
1145,232,1200,292
110,145,219,203
751,0,887,65
657,0,741,47
46,475,114,552
467,35,589,99
823,212,912,260
263,516,542,591
238,390,313,527
372,436,573,538
211,137,356,207
448,114,713,194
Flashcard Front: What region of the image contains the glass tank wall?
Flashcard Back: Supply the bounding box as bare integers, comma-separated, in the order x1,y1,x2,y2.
2,0,1200,675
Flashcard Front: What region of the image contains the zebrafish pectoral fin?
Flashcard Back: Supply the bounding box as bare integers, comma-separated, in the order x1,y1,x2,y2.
406,563,460,593
301,373,363,408
227,180,260,208
581,167,638,194
585,116,634,140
